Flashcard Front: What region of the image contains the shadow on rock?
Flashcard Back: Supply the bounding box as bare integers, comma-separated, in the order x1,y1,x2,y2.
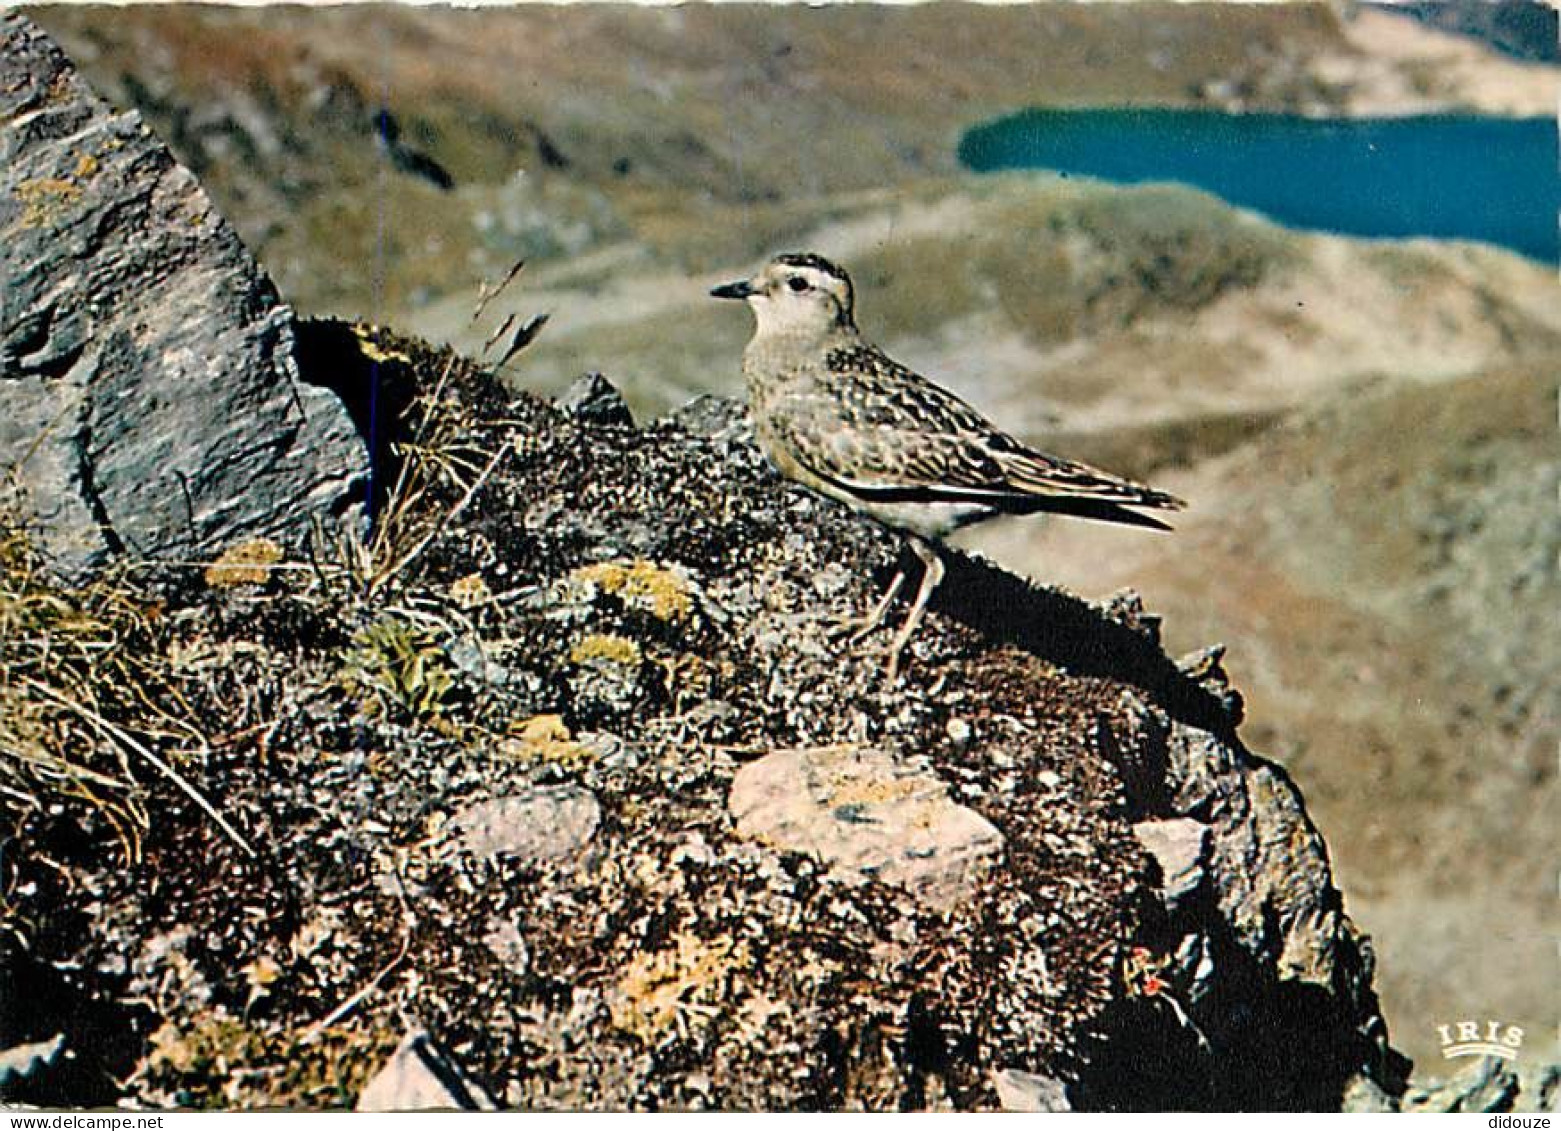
927,549,1243,742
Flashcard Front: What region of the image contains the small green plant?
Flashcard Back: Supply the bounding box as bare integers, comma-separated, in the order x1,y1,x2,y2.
339,617,456,723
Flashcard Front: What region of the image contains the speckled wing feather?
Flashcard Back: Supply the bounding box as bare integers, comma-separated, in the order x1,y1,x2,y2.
780,343,1185,527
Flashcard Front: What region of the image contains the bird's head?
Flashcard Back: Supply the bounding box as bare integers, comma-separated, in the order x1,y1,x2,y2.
710,252,856,338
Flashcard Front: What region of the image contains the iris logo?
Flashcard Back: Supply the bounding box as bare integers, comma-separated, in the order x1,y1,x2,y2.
1436,1020,1524,1061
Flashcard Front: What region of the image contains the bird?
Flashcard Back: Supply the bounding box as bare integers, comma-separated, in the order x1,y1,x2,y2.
710,251,1186,680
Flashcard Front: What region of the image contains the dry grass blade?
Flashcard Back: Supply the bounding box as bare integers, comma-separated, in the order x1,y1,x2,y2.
0,513,233,863
360,342,524,596
494,313,549,370
371,440,508,595
25,679,256,859
480,311,517,356
469,257,526,327
366,356,460,576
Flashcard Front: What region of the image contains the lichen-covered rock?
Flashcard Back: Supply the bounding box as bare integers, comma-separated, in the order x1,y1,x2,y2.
0,13,366,579
729,744,1005,912
4,323,1408,1111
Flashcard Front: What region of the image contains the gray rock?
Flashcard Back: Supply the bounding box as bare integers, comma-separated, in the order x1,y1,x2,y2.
1132,817,1209,910
356,1027,497,1112
557,371,633,427
1524,1062,1560,1114
1340,1070,1399,1112
668,393,752,442
1182,724,1359,990
1402,1055,1520,1113
0,14,366,579
451,784,601,862
992,1068,1071,1112
729,744,1004,912
1402,1055,1559,1114
1103,710,1405,1105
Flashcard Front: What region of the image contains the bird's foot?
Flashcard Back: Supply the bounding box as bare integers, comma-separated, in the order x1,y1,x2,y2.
829,610,890,646
880,641,909,684
829,570,907,646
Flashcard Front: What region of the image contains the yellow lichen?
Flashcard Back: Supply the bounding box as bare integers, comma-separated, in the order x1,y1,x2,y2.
500,713,594,768
570,559,694,622
350,325,410,365
204,538,283,588
569,632,642,668
14,177,83,229
242,956,283,1010
447,572,491,609
609,931,752,1043
821,775,922,810
73,153,99,179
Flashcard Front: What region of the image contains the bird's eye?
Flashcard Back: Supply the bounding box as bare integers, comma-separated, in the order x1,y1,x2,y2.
786,276,809,293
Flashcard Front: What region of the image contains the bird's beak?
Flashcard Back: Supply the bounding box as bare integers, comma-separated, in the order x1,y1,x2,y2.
709,278,756,300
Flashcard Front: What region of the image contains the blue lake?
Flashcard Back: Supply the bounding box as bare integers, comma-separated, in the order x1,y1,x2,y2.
958,109,1558,263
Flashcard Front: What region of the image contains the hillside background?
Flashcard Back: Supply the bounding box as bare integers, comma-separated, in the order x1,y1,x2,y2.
24,0,1558,1071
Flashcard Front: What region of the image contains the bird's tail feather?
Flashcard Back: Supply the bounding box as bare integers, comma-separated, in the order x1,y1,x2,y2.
1008,494,1179,531
999,451,1186,516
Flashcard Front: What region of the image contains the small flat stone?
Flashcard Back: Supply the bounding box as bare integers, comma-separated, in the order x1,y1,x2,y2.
729,745,1003,912
483,918,531,976
452,785,600,862
993,1067,1072,1112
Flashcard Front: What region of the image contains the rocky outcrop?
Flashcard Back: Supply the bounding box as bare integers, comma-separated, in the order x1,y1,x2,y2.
1399,1056,1559,1114
2,17,1523,1112
0,13,366,579
2,324,1417,1109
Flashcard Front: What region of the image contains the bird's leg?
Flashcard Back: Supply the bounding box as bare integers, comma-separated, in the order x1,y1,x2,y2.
884,539,945,681
834,568,907,643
